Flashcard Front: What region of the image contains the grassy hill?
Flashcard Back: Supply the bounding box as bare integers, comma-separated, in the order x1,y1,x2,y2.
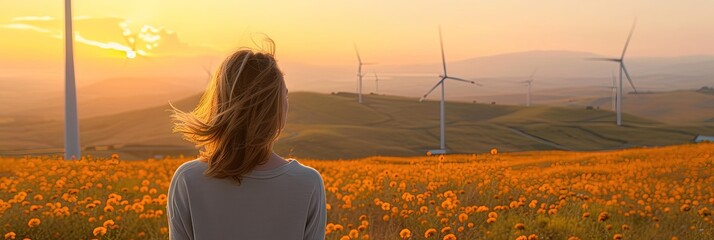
552,90,714,123
1,92,713,159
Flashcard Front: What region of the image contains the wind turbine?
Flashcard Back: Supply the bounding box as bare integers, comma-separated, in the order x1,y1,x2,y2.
374,72,379,94
587,19,639,126
610,71,617,111
519,69,537,107
64,0,80,159
354,44,374,104
419,27,481,154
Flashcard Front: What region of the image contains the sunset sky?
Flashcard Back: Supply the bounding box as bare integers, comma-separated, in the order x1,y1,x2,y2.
2,0,714,66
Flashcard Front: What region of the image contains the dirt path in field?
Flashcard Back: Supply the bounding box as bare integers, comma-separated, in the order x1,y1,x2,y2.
505,127,574,151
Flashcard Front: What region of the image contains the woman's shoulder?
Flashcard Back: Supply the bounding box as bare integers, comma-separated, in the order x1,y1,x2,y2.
287,160,324,184
172,159,207,179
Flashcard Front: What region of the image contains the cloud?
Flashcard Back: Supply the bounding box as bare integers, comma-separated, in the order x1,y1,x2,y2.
2,16,216,58
10,16,54,21
3,23,55,34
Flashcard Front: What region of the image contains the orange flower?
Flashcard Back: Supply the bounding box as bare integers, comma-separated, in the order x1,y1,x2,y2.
424,228,437,238
514,223,525,230
399,229,411,239
490,148,498,155
102,220,115,228
458,213,468,223
92,227,107,236
598,212,609,222
4,232,16,240
442,234,457,240
27,218,40,228
349,229,359,239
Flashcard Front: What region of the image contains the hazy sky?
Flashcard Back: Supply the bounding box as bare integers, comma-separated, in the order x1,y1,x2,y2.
2,0,714,66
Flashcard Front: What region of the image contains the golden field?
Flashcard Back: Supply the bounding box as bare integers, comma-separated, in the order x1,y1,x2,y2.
1,143,713,240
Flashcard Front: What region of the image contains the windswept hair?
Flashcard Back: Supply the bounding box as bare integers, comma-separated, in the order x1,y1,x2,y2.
169,41,285,185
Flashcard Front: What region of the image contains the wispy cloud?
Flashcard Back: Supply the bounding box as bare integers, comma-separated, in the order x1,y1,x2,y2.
10,16,54,22
3,23,55,34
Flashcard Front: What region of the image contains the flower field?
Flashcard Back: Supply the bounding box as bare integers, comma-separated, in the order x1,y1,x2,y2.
1,143,713,240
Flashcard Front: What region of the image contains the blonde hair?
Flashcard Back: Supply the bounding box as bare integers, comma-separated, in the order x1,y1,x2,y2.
169,43,285,184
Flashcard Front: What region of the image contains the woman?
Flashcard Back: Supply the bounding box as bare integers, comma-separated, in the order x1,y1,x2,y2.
166,43,327,240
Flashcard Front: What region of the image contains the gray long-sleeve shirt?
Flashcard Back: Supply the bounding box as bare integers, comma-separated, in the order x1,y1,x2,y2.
167,159,327,240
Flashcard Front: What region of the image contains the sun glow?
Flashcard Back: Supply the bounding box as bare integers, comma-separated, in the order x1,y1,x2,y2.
126,50,136,59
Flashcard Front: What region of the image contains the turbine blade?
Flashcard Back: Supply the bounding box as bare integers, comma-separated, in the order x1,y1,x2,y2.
585,57,621,62
353,43,362,64
439,26,447,76
445,76,481,86
621,64,638,93
621,18,637,60
420,78,446,102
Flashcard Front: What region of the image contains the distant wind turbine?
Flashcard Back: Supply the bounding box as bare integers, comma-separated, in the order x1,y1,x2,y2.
354,44,374,104
519,68,538,107
419,27,482,154
374,72,379,94
611,71,617,111
64,0,80,159
587,19,639,126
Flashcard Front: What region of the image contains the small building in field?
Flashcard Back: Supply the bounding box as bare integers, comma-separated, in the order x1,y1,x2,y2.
693,135,714,143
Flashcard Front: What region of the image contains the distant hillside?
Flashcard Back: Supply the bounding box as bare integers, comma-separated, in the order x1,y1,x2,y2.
5,77,202,120
548,90,714,123
1,92,713,159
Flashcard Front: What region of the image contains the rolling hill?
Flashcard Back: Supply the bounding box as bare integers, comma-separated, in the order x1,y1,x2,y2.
548,89,714,123
1,92,713,159
5,77,202,120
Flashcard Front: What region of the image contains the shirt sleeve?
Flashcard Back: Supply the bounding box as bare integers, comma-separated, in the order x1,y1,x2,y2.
304,172,327,240
167,167,194,240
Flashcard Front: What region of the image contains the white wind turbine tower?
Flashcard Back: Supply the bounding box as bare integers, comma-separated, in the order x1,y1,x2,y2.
519,69,537,107
610,71,617,111
374,72,379,94
354,44,374,104
64,0,81,159
419,27,481,154
587,19,639,126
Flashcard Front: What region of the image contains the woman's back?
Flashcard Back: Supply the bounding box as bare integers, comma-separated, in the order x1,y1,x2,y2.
167,159,326,240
